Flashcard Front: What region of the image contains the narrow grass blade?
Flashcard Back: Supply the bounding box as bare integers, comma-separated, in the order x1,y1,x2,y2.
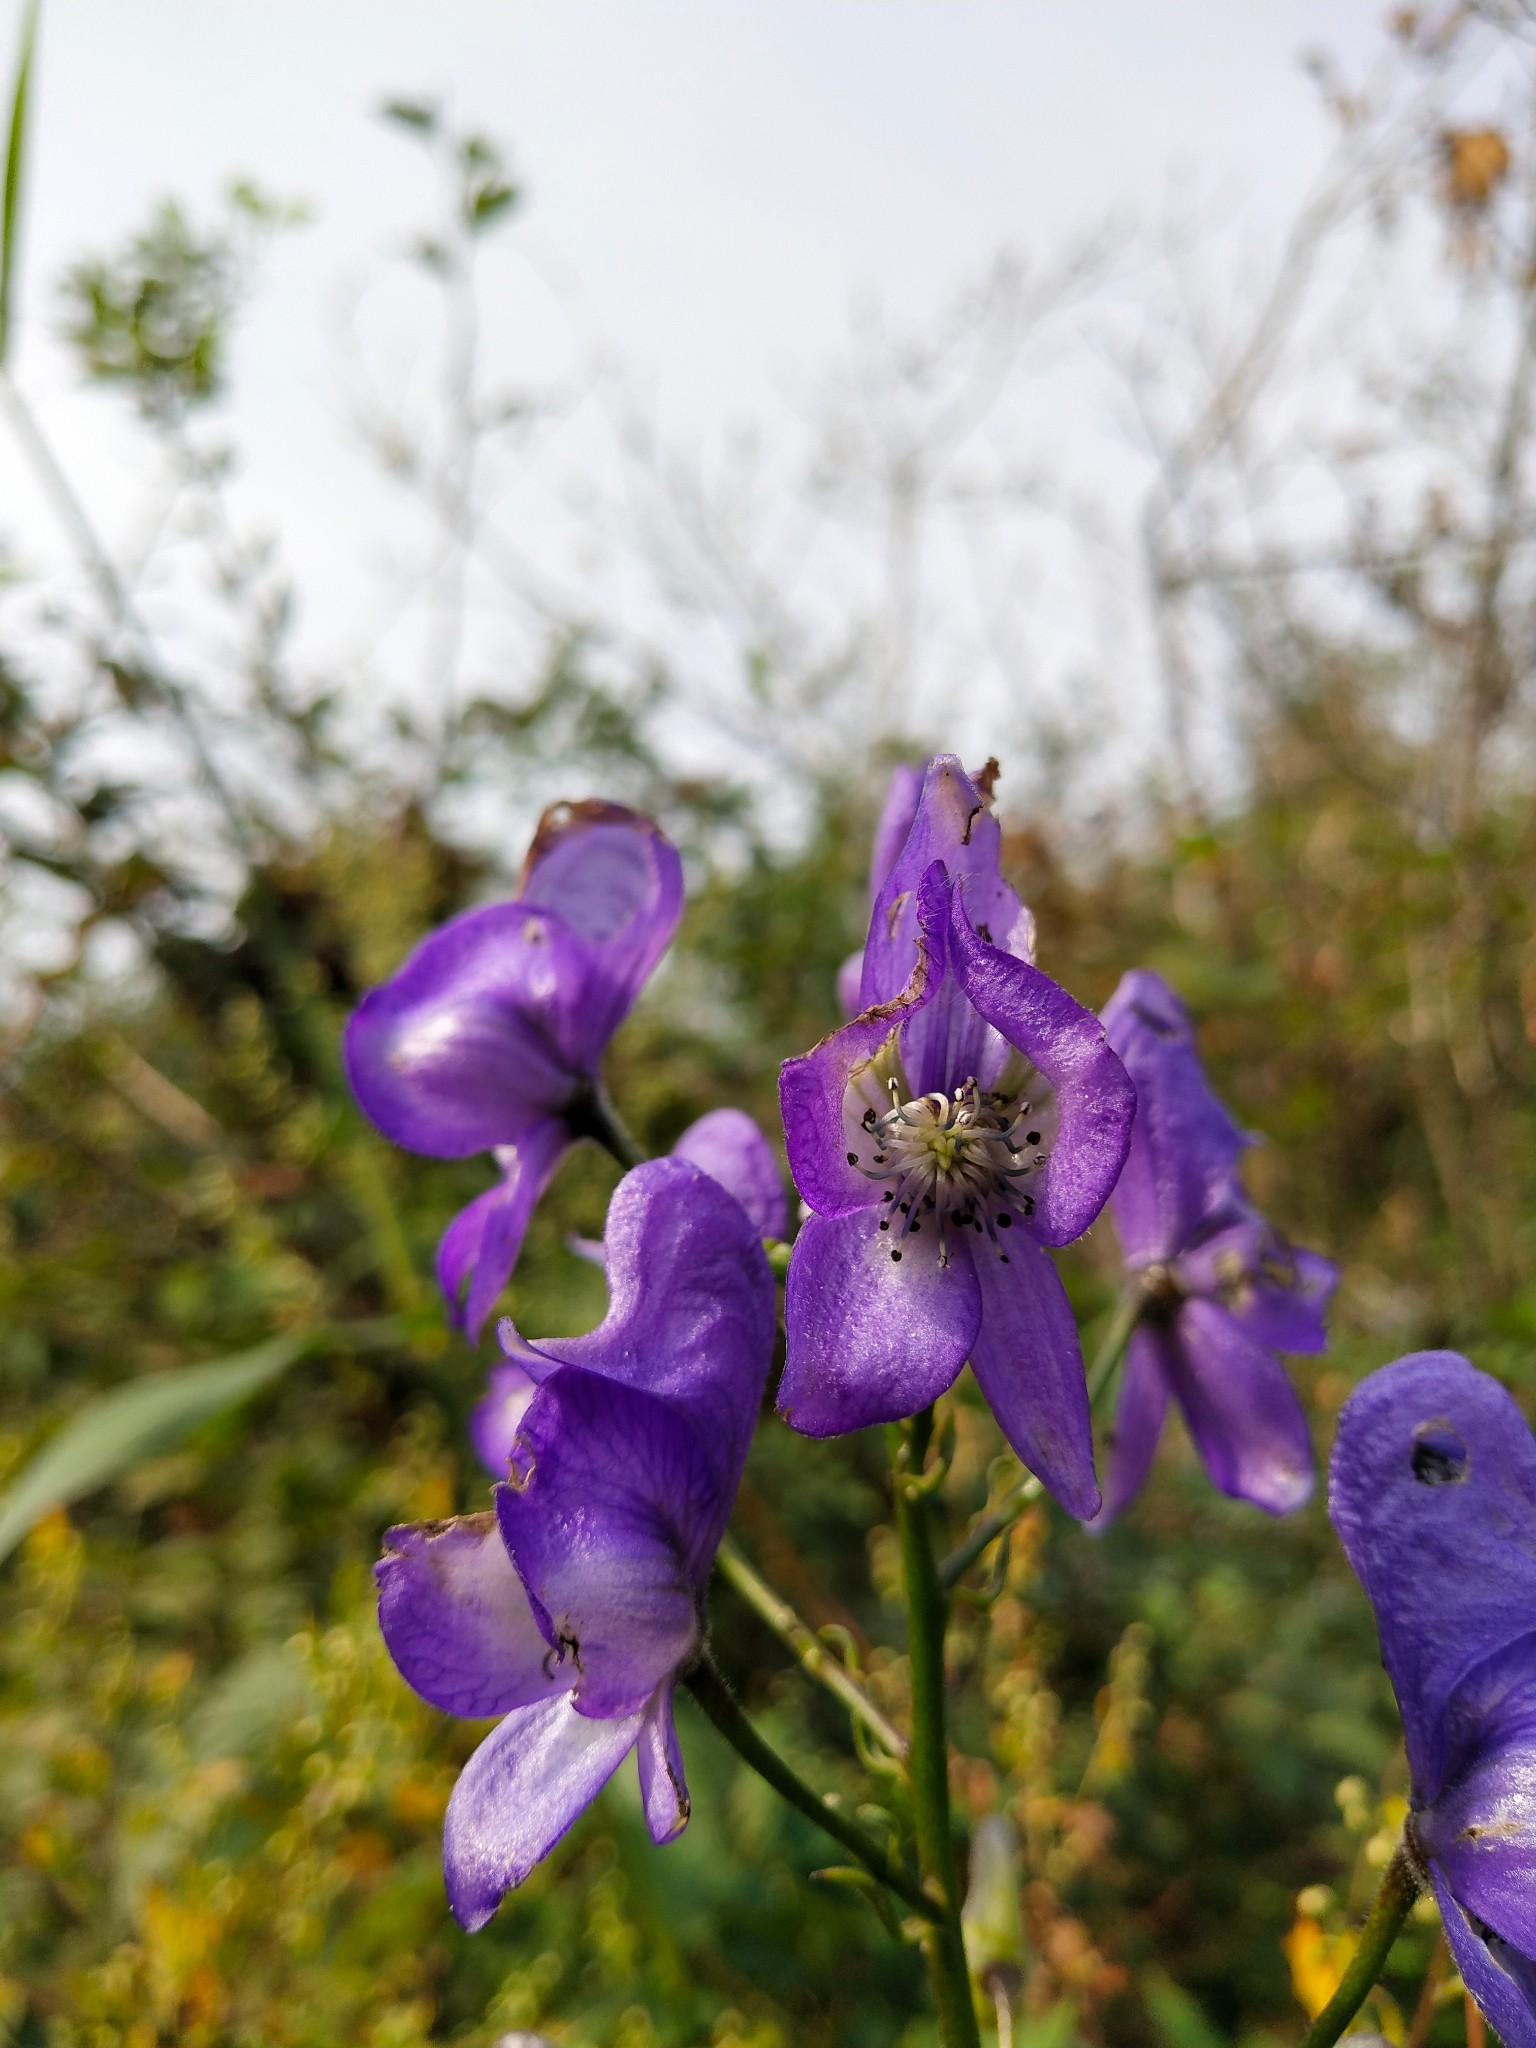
0,0,39,367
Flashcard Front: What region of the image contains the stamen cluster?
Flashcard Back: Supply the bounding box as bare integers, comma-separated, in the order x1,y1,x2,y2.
845,1073,1046,1267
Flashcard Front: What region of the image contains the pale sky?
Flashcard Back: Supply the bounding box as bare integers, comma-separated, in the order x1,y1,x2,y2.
0,2,1415,804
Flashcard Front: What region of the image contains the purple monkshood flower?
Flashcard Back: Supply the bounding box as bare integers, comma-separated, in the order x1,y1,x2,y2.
376,1158,775,1931
779,755,1135,1520
1097,969,1336,1519
476,1105,786,1473
1330,1353,1536,2048
345,800,683,1340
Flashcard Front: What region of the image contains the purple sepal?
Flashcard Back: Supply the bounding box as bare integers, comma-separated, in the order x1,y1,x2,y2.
948,898,1135,1248
779,1207,980,1435
505,1157,775,1511
1101,969,1249,1265
867,763,924,904
1329,1353,1536,1803
1432,1864,1536,2048
967,1235,1099,1520
860,757,1033,1011
471,1361,540,1475
1099,1327,1172,1523
443,1693,644,1931
1163,1298,1313,1515
496,1368,714,1718
437,1122,568,1341
670,1107,789,1242
376,1513,568,1719
636,1682,690,1845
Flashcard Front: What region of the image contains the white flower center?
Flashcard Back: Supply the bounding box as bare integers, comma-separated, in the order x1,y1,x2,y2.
844,1072,1048,1268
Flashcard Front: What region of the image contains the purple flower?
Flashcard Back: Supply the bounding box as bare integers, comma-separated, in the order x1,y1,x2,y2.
376,1158,775,1930
778,755,1135,1520
476,1105,786,1472
1097,969,1335,1518
1330,1352,1536,2048
344,800,683,1338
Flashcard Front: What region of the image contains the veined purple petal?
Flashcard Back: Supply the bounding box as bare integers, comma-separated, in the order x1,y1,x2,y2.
1420,1718,1536,1953
517,800,684,1066
437,1122,568,1340
779,1207,980,1435
671,1107,789,1242
780,863,947,1221
1097,1325,1173,1523
444,1694,643,1931
516,1159,774,1507
861,757,1033,1010
1431,1864,1536,2048
1163,1298,1313,1515
948,897,1135,1247
497,1367,714,1718
376,1513,569,1719
1329,1353,1536,1805
636,1682,690,1845
967,1233,1100,1520
344,905,588,1156
1101,969,1250,1266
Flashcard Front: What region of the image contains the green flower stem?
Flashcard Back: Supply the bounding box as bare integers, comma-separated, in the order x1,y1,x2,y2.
683,1650,938,1924
938,1472,1042,1591
1086,1289,1147,1409
715,1533,908,1759
1297,1840,1422,2048
568,1086,647,1171
892,1411,983,2048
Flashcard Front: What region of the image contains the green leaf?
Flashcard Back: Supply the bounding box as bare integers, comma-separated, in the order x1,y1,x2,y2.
0,1330,307,1566
0,0,39,366
1143,1972,1228,2048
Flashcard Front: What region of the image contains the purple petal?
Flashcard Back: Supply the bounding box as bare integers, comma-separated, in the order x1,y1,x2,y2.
437,1122,569,1340
444,1694,642,1930
1097,1325,1173,1523
1421,1718,1536,1951
496,1367,714,1718
779,1207,980,1436
517,800,684,1053
867,762,925,903
344,906,593,1157
966,1235,1100,1520
1101,969,1250,1266
1162,1298,1313,1515
376,1513,569,1718
1329,1353,1536,1804
471,1361,540,1475
1175,1210,1336,1355
780,863,947,1221
636,1681,691,1845
671,1107,789,1242
948,897,1135,1247
861,757,1033,1010
520,1158,775,1506
1431,1865,1536,2048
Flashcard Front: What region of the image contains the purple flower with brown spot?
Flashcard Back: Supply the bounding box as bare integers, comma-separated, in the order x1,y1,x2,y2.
1331,1352,1536,2048
344,800,683,1338
778,755,1134,1520
1097,968,1335,1518
376,1159,774,1930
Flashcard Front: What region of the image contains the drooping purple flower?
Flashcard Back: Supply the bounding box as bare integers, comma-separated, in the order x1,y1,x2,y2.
345,800,683,1339
1330,1352,1536,2048
779,755,1135,1520
476,1105,786,1472
1097,968,1335,1518
376,1158,774,1930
